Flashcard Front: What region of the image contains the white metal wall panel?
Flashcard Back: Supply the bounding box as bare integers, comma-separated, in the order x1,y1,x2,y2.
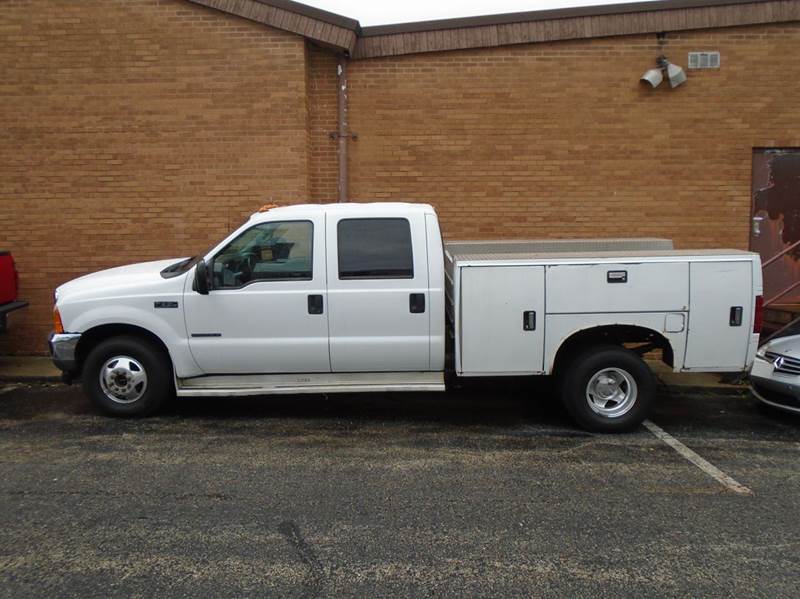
545,262,689,314
684,261,753,369
459,266,545,375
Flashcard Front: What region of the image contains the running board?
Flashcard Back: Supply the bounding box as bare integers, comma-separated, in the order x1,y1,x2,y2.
176,371,445,397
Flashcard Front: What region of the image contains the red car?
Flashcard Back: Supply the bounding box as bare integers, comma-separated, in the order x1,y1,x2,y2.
0,251,27,332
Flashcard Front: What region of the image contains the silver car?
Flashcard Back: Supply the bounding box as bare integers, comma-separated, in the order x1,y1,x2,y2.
750,334,800,414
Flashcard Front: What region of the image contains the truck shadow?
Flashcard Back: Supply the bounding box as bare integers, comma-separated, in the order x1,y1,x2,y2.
158,385,800,442
4,381,798,440
163,376,569,429
0,378,572,431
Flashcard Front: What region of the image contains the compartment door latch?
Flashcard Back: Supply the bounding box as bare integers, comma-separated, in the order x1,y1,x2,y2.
523,310,536,331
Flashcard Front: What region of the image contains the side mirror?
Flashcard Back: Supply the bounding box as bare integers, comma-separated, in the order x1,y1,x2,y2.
194,260,210,295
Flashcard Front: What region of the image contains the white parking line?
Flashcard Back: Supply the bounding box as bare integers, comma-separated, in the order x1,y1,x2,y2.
644,420,753,496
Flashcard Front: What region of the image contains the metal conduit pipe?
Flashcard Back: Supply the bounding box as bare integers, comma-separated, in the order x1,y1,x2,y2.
337,56,349,202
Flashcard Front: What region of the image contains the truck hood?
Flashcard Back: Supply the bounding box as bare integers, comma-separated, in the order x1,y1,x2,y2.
56,258,189,303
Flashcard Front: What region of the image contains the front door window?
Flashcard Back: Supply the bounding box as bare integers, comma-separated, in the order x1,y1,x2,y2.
213,221,313,289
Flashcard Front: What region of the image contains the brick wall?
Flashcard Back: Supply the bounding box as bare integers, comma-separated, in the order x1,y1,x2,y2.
346,23,800,243
2,2,800,355
0,0,311,353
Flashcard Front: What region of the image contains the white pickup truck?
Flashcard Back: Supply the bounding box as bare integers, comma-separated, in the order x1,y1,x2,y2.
49,203,763,432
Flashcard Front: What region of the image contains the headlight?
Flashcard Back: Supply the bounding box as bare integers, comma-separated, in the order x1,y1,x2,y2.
756,344,768,358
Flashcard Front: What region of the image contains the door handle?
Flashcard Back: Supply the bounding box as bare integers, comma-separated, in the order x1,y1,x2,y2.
752,215,765,237
409,293,425,314
523,310,536,331
308,294,323,315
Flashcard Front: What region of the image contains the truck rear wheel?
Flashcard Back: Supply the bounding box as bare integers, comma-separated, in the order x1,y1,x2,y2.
82,336,172,417
558,345,655,433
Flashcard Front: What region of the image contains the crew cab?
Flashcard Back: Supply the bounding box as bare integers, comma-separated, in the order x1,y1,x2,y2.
49,203,763,432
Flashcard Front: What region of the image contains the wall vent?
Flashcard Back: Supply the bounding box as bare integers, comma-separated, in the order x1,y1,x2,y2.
688,51,720,69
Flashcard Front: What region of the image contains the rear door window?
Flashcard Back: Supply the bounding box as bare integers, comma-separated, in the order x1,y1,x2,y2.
337,218,413,279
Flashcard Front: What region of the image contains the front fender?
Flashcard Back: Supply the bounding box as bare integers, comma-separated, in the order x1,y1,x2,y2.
63,300,202,378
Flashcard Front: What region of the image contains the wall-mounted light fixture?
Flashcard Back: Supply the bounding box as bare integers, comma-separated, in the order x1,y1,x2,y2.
640,66,664,88
640,56,687,89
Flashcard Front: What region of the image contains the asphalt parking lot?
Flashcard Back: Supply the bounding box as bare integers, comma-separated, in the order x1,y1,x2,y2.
1,380,799,597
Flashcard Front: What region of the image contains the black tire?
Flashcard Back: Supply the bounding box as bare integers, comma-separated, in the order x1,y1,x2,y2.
557,344,656,433
82,335,173,417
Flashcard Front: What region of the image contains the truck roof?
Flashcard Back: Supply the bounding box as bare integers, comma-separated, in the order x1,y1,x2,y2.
250,202,436,222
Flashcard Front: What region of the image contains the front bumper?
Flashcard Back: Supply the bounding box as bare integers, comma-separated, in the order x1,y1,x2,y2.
750,354,800,414
48,332,81,374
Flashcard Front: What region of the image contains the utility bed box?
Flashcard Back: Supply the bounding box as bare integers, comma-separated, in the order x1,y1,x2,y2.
445,241,761,377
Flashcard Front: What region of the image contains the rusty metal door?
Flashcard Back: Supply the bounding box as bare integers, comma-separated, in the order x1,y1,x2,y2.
751,149,800,306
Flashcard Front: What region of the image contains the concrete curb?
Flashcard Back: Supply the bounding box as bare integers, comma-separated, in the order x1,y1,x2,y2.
0,356,62,384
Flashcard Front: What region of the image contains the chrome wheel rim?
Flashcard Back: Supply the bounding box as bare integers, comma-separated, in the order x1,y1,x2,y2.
585,367,637,418
99,355,148,404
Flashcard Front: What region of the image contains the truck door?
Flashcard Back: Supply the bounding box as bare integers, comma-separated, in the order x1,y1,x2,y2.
684,260,753,370
325,213,431,372
183,215,330,374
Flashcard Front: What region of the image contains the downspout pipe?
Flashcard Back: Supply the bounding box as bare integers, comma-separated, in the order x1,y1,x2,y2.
337,56,348,203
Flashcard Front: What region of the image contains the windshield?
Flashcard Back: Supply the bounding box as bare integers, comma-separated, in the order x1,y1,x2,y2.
159,217,256,279
160,256,202,279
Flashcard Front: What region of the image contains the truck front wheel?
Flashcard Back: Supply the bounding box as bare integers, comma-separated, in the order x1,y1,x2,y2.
558,345,655,433
82,336,172,417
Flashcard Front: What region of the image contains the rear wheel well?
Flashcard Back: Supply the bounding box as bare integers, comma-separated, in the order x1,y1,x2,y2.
75,324,171,376
552,325,673,376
